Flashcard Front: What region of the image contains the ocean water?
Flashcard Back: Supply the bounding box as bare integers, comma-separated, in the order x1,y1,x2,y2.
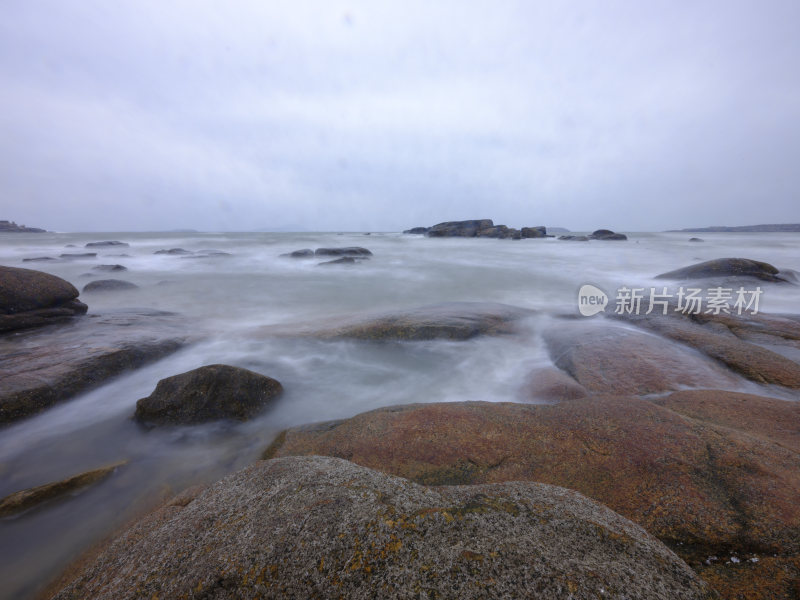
1,230,798,599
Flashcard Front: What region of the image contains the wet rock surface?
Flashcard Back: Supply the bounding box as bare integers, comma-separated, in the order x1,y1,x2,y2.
655,257,789,283
543,320,741,395
521,366,588,401
0,309,188,424
256,302,535,341
0,461,126,518
266,393,800,598
52,456,714,600
134,364,283,426
0,266,88,333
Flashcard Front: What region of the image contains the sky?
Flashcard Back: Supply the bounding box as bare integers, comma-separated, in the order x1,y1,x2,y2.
1,1,799,232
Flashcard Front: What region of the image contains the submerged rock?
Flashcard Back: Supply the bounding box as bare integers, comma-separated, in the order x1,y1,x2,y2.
265,393,800,598
154,248,192,255
59,253,97,260
559,235,590,241
0,266,88,333
0,309,187,424
134,364,283,426
317,256,357,266
85,241,129,248
655,257,789,283
256,302,534,341
0,462,126,518
22,257,57,262
91,265,127,272
52,456,714,600
280,248,314,258
314,247,372,257
82,279,138,293
689,237,704,242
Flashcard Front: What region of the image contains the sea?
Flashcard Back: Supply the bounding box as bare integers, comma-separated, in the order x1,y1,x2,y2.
1,230,798,599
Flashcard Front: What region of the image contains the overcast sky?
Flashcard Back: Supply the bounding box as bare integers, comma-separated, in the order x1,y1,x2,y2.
2,1,799,232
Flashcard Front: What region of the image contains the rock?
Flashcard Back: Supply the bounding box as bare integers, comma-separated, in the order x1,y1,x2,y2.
655,257,789,283
0,220,45,233
314,247,373,257
134,364,283,426
402,227,429,234
426,219,494,237
265,393,800,597
521,226,547,238
0,461,126,518
689,238,704,242
85,241,129,248
615,310,800,388
475,225,521,239
543,321,740,395
82,279,138,293
317,257,357,266
256,302,535,341
559,235,590,241
0,309,187,424
589,229,628,240
521,366,587,402
22,257,57,262
91,265,127,272
59,253,97,260
280,248,314,258
52,456,714,600
180,250,232,259
0,266,88,333
154,248,192,255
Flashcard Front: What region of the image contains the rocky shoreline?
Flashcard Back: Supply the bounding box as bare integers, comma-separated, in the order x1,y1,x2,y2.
1,245,799,599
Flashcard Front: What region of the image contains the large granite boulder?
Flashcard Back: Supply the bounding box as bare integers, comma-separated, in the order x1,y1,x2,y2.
265,393,800,599
655,258,789,283
0,309,187,424
255,302,535,341
0,266,87,333
134,364,283,426
52,456,714,600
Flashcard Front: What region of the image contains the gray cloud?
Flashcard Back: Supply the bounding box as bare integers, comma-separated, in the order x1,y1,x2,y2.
1,0,799,231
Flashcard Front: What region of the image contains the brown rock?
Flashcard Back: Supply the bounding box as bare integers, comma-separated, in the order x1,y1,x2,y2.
0,265,86,332
522,366,587,401
52,456,714,600
265,395,800,557
543,321,740,395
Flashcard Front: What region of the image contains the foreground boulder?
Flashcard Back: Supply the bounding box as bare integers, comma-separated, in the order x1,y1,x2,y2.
0,266,87,333
134,364,283,426
0,309,187,424
0,461,126,517
655,257,790,283
265,394,800,599
52,456,714,600
256,302,535,341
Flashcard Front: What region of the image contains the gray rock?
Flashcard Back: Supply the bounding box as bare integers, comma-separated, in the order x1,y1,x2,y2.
0,266,88,332
154,248,192,255
91,264,127,272
280,248,314,258
22,257,57,262
589,229,628,240
318,256,362,266
314,247,373,257
82,279,138,293
559,235,590,241
0,309,187,424
689,238,704,242
402,227,429,234
134,364,283,426
59,253,97,259
52,456,714,600
521,226,547,238
85,241,129,248
426,219,494,237
655,257,790,283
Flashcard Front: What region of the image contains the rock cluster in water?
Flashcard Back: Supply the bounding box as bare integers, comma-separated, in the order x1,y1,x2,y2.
403,219,547,239
0,220,45,233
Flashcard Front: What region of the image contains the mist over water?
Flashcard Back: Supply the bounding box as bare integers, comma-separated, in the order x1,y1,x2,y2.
1,230,799,599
